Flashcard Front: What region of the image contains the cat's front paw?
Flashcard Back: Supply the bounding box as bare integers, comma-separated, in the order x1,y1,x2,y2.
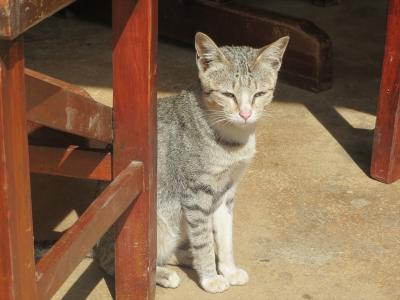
156,267,181,288
200,275,230,293
222,268,249,286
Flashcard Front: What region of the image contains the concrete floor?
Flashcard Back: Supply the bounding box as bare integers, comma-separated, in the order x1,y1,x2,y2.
25,0,400,299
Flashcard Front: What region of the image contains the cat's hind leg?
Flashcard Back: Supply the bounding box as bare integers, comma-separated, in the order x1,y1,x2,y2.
157,266,181,288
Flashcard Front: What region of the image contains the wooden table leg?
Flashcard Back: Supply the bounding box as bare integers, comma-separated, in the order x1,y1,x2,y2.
112,0,157,299
371,0,400,184
0,37,37,299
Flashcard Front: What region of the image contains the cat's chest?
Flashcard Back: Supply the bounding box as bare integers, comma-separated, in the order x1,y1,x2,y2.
206,137,255,182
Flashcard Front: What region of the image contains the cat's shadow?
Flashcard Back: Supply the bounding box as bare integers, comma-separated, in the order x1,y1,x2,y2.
174,265,203,290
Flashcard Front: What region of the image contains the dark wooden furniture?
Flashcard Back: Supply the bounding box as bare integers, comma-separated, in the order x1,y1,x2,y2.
69,0,332,92
0,0,157,299
159,0,332,92
371,0,400,184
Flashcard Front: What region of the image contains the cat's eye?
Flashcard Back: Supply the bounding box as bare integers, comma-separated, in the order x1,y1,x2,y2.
222,92,237,103
222,92,236,99
254,91,267,98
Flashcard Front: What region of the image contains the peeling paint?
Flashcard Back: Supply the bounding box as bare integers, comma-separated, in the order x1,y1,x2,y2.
0,2,12,37
35,271,43,281
0,5,11,17
89,112,100,130
65,106,78,131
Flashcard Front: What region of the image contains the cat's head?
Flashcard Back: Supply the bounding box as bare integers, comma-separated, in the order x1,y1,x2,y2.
195,32,289,127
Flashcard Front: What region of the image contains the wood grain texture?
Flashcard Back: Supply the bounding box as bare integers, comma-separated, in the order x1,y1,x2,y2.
0,0,76,39
35,161,143,299
26,68,113,143
113,0,158,298
159,0,332,92
371,0,400,183
0,37,37,300
29,145,112,181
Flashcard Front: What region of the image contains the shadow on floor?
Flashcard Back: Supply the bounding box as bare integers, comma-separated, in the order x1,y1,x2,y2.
61,260,115,300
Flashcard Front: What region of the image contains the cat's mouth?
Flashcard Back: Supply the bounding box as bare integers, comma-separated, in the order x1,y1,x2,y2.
230,115,257,127
208,113,257,128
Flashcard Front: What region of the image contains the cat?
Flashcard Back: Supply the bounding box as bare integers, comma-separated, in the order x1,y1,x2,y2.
95,32,289,293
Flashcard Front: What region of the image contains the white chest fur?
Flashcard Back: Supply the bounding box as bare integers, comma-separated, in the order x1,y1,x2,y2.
208,134,256,184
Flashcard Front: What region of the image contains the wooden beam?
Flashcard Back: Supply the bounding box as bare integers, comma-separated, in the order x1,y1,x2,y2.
29,145,112,181
0,0,76,39
113,0,158,298
159,0,332,92
35,161,144,300
25,68,113,143
371,0,400,183
27,121,42,135
0,38,37,299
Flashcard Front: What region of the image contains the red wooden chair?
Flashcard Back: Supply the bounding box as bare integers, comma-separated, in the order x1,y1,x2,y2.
0,0,157,299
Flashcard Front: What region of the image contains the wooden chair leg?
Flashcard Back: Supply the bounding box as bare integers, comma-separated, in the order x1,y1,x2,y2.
371,0,400,184
112,0,157,299
0,37,37,299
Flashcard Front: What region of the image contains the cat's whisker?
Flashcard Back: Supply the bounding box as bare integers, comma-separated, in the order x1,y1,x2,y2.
210,119,229,126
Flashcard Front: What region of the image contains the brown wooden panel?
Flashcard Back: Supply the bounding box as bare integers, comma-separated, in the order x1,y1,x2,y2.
0,38,37,299
113,0,157,298
25,68,113,143
371,0,400,183
29,145,112,181
35,161,144,299
159,0,332,92
0,0,76,39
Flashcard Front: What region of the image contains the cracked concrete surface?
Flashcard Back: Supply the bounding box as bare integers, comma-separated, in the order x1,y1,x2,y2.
25,1,400,299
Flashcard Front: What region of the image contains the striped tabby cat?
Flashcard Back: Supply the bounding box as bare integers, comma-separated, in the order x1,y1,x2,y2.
95,32,289,293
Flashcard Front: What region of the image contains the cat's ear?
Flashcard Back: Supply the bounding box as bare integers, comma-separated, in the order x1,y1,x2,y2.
255,36,290,71
195,32,228,72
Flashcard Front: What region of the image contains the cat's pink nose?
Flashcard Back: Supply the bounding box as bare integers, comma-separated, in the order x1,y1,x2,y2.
239,110,252,121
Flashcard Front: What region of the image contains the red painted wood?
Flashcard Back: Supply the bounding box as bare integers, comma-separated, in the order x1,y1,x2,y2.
112,0,157,298
25,68,113,144
29,145,112,181
36,162,143,299
0,37,37,299
0,0,76,39
371,0,400,183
